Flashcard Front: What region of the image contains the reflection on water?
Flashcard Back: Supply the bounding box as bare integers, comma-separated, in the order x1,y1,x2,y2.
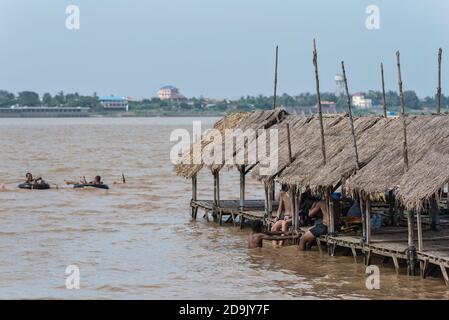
0,117,448,299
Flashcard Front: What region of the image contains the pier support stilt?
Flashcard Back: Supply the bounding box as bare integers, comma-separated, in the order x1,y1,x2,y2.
440,264,449,286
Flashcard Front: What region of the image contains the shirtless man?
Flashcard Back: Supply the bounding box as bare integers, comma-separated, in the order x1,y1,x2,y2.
248,220,295,248
271,184,292,248
298,196,341,251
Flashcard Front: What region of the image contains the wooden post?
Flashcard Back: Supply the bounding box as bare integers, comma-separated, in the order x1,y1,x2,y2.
416,209,423,252
359,192,366,240
213,171,218,206
406,209,416,276
430,195,440,231
268,181,273,219
216,171,220,207
286,123,292,163
273,45,279,110
365,197,371,244
239,166,245,209
437,48,442,114
296,190,303,229
191,174,197,219
341,61,360,170
313,38,326,165
381,62,387,118
264,182,269,219
291,185,297,230
396,51,409,171
327,188,335,235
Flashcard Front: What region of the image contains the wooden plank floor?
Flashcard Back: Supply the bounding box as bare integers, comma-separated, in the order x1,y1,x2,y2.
191,199,279,220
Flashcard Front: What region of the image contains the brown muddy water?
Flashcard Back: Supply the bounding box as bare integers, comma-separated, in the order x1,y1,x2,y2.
0,117,448,299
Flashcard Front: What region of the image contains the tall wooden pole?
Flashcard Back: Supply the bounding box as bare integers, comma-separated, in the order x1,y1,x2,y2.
381,62,387,118
437,48,442,114
341,61,360,170
396,51,409,171
273,45,279,110
313,38,327,165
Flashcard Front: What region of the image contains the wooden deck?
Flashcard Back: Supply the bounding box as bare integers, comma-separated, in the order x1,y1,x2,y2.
190,199,278,227
304,226,449,285
190,199,449,285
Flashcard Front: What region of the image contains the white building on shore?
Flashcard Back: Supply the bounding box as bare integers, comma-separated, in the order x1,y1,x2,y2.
352,92,372,109
157,85,185,100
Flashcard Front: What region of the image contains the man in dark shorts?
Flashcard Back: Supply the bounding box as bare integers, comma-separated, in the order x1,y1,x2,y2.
298,197,340,251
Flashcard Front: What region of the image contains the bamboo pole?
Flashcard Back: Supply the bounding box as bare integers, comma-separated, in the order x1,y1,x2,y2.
341,61,360,170
313,38,327,165
264,182,269,219
396,51,409,171
273,45,279,110
239,166,245,210
191,174,197,219
437,48,442,114
416,209,423,251
216,171,220,207
268,181,273,219
291,186,297,230
327,188,335,235
407,209,416,275
365,197,371,244
381,62,387,118
359,192,366,240
286,123,292,163
213,172,217,206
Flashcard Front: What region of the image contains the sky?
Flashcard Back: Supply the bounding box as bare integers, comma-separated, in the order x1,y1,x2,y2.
0,0,448,99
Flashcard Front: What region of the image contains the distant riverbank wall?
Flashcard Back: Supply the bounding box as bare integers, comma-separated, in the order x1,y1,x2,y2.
0,106,90,118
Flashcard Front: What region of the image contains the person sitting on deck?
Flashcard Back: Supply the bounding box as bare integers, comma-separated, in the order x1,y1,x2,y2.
248,220,295,249
271,184,292,248
298,195,341,251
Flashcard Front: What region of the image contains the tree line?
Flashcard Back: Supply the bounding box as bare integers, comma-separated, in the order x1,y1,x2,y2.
0,89,447,112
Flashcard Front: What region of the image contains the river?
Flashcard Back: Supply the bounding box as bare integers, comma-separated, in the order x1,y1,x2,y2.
0,117,447,299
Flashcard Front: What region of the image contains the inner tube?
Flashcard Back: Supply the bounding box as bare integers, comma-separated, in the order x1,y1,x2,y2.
18,182,50,190
73,184,109,190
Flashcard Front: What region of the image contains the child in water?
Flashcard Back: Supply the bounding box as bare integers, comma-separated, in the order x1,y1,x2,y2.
248,220,294,248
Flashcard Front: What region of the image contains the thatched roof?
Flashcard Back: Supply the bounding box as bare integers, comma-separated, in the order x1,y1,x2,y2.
345,115,449,211
257,115,384,189
174,109,286,178
176,110,449,211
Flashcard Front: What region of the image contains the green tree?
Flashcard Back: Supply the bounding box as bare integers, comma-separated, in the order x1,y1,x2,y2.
17,91,40,106
0,90,16,107
42,93,53,106
403,90,420,109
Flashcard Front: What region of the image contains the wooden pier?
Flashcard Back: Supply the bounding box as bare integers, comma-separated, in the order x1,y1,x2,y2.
304,225,449,285
191,199,278,227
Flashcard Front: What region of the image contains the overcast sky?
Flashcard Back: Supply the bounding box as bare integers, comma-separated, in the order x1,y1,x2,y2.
0,0,448,99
